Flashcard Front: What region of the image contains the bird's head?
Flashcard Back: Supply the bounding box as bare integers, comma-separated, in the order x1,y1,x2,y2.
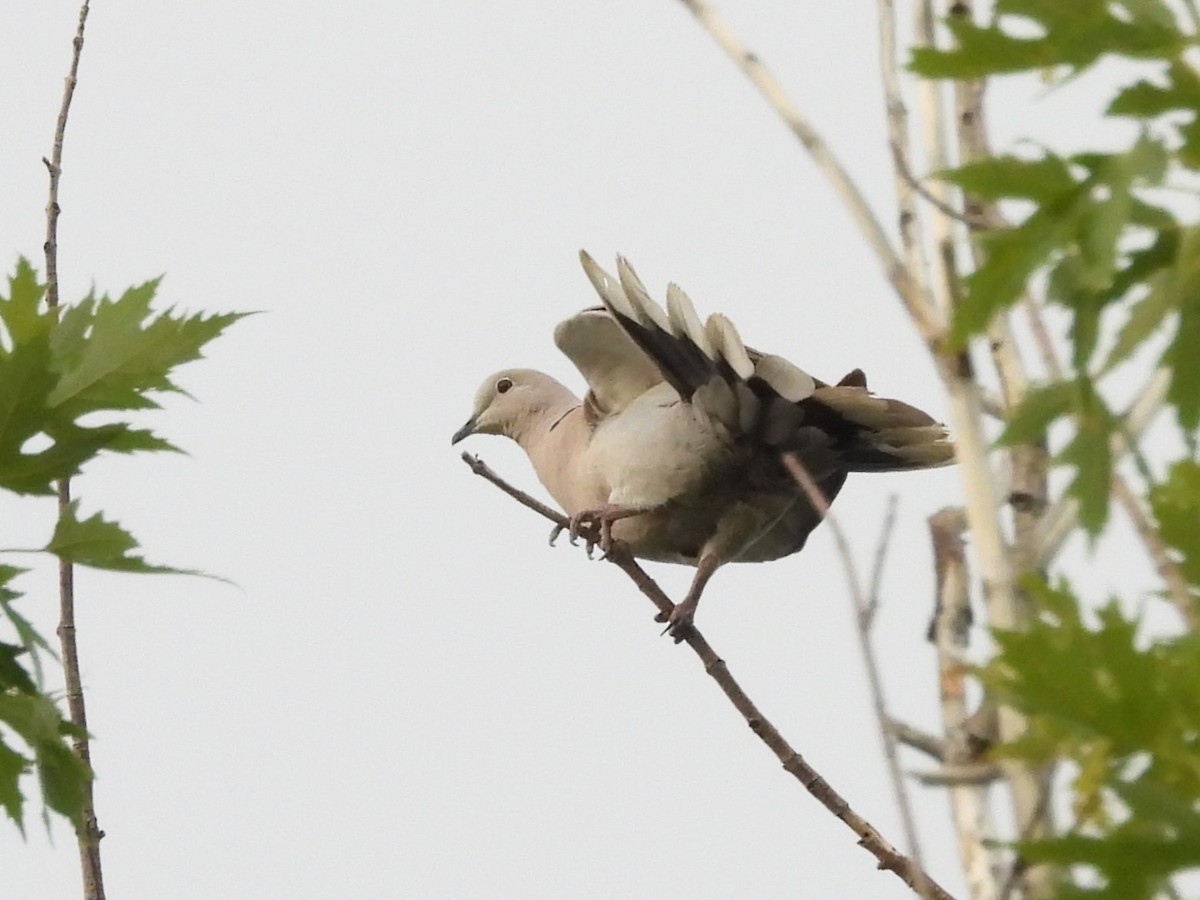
451,369,566,445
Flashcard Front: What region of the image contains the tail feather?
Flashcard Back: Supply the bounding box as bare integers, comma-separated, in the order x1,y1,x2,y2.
578,251,953,472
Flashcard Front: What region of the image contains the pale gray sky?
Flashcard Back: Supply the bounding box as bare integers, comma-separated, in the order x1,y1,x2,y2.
0,2,1154,898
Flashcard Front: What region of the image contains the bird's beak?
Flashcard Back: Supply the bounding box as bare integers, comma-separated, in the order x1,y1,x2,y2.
451,416,478,445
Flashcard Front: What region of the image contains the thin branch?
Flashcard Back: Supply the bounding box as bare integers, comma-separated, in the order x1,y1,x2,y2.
1112,470,1197,629
43,4,104,900
863,494,900,629
929,508,1003,900
888,143,988,230
877,0,938,340
886,718,946,762
779,452,933,898
43,3,89,312
676,0,944,344
462,452,958,900
913,0,959,320
913,764,1002,787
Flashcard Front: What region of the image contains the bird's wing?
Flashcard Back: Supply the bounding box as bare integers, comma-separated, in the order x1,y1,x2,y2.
552,306,665,426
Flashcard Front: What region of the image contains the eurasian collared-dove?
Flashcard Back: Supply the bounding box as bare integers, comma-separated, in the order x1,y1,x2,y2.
453,252,954,639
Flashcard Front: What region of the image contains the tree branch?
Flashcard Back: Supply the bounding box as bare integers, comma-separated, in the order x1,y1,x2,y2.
929,508,1003,900
886,718,946,762
676,0,944,343
461,452,958,900
779,452,935,898
42,4,104,899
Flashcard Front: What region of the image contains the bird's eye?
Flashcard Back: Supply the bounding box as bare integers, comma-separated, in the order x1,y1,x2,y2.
496,377,514,394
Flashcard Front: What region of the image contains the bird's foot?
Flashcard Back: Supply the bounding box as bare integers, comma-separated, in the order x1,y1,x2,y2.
568,504,634,559
655,598,698,644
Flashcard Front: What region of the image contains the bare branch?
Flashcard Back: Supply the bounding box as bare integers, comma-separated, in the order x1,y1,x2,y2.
42,4,104,899
676,0,944,343
929,508,1004,900
886,718,946,762
780,453,935,897
462,452,959,899
43,2,90,312
912,0,958,320
888,143,988,230
863,494,900,629
913,764,1002,787
1111,477,1198,630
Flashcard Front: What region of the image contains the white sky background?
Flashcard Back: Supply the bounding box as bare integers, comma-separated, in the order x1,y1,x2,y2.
0,2,1168,898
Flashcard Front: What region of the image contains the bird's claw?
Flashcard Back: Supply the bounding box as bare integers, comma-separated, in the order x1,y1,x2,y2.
654,602,697,644
548,524,565,547
567,510,612,560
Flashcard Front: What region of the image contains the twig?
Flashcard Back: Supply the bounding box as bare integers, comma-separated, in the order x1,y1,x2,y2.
676,0,944,344
912,764,1002,787
912,0,958,320
886,718,946,762
888,143,988,230
877,0,937,336
779,452,933,897
863,494,899,629
43,3,89,312
1111,477,1197,629
462,452,958,900
42,4,104,900
929,508,1003,900
997,783,1057,900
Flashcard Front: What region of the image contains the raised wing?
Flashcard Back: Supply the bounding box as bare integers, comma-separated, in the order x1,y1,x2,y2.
553,306,665,425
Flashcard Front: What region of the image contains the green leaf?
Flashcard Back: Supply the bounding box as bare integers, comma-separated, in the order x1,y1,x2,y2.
937,154,1076,202
104,428,182,455
35,738,89,827
1151,461,1200,589
1060,384,1115,536
910,0,1185,80
1103,229,1180,372
47,279,245,417
0,740,29,831
1108,59,1200,118
1106,272,1177,373
0,258,50,347
0,642,36,694
999,380,1078,444
0,692,88,827
44,501,189,574
1164,290,1200,433
952,197,1082,341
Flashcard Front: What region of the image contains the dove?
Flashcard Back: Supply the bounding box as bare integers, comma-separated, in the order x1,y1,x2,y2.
453,252,953,639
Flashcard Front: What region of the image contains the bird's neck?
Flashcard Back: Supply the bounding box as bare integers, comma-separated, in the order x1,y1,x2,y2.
515,399,589,514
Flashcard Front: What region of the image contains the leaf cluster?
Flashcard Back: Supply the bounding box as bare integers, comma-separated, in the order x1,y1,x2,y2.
913,0,1200,538
0,259,242,831
912,3,1200,895
981,576,1200,897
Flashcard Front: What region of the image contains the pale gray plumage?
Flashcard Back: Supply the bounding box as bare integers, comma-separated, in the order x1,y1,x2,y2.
453,252,954,639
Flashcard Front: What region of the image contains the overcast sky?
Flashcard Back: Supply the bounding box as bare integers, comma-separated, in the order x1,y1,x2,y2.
0,3,1162,898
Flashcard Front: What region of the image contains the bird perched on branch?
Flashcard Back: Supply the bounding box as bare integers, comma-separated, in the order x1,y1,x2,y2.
453,252,953,639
